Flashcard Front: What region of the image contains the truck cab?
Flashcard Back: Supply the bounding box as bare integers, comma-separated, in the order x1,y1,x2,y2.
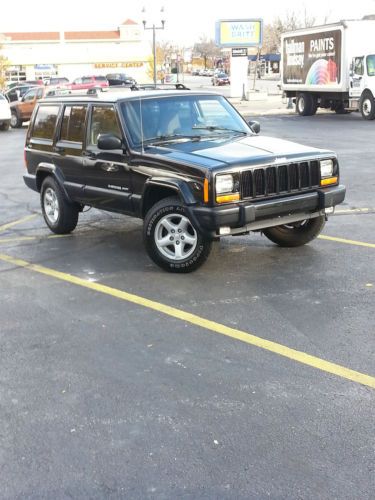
349,54,375,119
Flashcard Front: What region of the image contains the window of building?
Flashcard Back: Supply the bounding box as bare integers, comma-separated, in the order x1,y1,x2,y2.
31,105,60,140
60,105,87,143
88,106,122,146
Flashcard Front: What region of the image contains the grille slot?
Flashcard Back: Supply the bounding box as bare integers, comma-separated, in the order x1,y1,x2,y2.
241,160,320,199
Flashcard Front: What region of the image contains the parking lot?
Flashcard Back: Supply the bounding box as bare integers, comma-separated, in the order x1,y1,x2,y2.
0,111,374,499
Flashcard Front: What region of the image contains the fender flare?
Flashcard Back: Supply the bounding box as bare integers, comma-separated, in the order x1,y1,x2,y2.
35,163,73,202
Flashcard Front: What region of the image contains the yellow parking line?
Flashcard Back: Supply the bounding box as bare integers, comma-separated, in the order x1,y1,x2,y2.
318,235,375,249
334,208,374,214
0,234,71,244
0,214,37,232
0,251,374,389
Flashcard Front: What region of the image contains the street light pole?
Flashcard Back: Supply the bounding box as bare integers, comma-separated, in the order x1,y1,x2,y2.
142,7,166,86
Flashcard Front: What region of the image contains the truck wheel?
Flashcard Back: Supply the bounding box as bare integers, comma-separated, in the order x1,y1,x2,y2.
296,93,316,116
143,196,212,273
41,177,79,234
10,111,22,128
262,215,325,247
360,91,375,120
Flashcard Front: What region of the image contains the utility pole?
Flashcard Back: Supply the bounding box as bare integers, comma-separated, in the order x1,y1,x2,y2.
142,7,166,86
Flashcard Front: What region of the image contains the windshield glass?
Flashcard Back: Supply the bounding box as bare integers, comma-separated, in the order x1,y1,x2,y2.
366,55,375,76
120,94,249,147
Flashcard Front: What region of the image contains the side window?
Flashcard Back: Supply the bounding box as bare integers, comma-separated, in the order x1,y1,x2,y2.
60,105,87,143
354,57,364,76
31,105,60,140
36,88,44,99
24,89,37,102
88,106,122,147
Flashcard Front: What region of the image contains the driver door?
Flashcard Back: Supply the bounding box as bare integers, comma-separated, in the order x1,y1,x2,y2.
350,56,365,98
82,104,133,213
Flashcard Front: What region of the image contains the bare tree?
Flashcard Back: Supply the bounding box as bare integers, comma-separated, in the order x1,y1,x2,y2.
0,43,9,89
193,37,221,69
262,10,317,54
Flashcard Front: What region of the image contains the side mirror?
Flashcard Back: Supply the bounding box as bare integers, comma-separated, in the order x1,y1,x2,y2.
248,120,260,134
97,133,123,150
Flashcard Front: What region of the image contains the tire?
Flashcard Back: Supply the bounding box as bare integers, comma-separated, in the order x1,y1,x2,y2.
262,215,325,247
0,121,10,131
296,93,316,116
10,110,22,128
143,196,212,273
360,91,375,120
40,176,79,234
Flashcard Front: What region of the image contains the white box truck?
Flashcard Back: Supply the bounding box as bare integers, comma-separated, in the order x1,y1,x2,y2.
281,20,375,119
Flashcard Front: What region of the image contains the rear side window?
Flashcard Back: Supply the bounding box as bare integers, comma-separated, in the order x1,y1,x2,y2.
31,105,60,139
60,105,87,143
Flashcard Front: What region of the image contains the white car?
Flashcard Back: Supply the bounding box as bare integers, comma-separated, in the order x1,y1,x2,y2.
0,93,11,131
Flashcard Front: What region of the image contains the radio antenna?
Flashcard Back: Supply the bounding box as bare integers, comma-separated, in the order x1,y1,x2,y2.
139,95,144,154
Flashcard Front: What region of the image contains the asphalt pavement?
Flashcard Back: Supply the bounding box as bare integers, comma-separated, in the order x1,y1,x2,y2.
0,105,374,499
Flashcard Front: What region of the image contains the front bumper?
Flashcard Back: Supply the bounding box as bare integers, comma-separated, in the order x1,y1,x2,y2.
189,185,346,237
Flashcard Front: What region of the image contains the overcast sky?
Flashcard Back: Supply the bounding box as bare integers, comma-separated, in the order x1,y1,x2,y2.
1,0,374,45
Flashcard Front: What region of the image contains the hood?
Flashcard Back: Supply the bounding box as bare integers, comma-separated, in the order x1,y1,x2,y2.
147,135,332,169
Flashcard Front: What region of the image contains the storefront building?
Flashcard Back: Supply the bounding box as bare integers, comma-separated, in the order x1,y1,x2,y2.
0,20,152,84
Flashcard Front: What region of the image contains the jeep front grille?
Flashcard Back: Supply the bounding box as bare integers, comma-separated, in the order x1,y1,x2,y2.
241,161,320,199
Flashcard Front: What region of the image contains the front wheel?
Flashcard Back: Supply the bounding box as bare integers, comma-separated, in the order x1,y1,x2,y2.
360,91,375,120
262,216,325,247
143,197,212,272
41,176,79,234
10,111,22,128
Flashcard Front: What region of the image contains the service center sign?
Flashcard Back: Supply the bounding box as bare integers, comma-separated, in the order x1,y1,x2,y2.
283,29,342,85
216,19,263,47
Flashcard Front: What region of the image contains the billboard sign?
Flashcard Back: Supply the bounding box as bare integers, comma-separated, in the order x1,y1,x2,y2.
216,19,263,48
282,29,342,85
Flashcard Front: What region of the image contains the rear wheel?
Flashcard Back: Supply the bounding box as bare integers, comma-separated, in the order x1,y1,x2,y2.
360,91,375,120
41,177,79,234
296,93,317,116
0,121,10,131
262,216,325,247
143,196,212,272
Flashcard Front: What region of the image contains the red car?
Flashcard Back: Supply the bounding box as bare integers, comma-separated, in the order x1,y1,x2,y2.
68,76,109,90
212,72,230,86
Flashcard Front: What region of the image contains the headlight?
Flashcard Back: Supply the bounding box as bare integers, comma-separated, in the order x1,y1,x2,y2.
216,174,234,194
320,159,334,178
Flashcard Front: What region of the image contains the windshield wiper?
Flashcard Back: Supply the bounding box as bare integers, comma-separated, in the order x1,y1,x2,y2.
142,134,202,146
192,125,248,135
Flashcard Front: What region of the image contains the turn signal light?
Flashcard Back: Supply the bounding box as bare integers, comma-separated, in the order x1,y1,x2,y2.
320,176,338,186
216,193,240,204
203,178,209,203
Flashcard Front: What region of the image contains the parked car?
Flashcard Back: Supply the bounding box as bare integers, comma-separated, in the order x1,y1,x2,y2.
44,77,70,86
0,93,11,130
9,86,47,127
68,76,109,90
4,85,40,102
106,73,136,87
23,90,345,272
212,72,230,86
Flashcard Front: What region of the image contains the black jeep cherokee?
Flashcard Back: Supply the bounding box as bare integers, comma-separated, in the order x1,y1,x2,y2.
23,90,346,272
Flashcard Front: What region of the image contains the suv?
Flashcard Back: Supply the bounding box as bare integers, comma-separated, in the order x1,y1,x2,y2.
10,86,46,128
23,90,346,272
68,76,109,90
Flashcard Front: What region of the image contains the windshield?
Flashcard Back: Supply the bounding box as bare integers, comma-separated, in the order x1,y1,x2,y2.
120,94,249,147
367,55,375,76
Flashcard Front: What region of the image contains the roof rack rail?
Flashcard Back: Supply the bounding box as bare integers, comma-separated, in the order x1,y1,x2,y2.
45,88,100,98
130,83,190,91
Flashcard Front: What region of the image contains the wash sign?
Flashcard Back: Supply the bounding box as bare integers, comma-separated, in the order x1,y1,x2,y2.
216,19,263,47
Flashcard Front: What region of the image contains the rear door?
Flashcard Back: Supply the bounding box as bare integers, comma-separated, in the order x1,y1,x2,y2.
82,104,133,213
53,103,88,202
